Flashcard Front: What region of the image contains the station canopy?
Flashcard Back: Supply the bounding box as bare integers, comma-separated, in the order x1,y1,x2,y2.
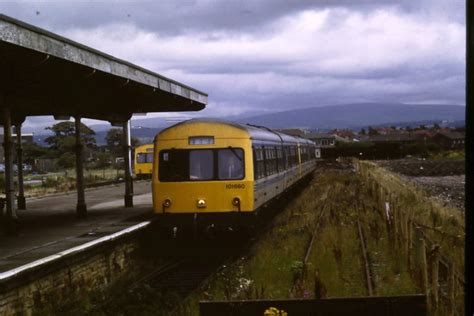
0,14,208,124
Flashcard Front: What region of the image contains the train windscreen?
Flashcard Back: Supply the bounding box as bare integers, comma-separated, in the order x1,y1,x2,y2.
136,153,153,164
159,148,244,182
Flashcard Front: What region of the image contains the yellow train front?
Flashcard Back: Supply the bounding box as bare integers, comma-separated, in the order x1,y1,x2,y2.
152,118,316,230
134,144,154,179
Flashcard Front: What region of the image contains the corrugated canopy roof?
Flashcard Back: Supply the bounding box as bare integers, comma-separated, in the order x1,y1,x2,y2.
0,14,208,124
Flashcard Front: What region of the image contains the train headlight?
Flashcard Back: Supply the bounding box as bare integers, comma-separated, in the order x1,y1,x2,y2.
163,199,171,208
197,199,206,208
232,197,241,212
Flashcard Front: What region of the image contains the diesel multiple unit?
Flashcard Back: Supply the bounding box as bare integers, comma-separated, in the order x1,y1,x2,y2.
134,144,154,179
152,119,317,228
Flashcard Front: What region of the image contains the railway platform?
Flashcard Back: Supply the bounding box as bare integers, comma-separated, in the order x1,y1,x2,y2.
0,181,153,274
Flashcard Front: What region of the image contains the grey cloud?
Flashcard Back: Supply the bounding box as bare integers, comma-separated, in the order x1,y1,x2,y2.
0,0,464,36
1,0,465,126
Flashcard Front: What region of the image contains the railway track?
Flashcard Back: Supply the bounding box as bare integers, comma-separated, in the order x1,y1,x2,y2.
88,175,314,314
357,216,375,296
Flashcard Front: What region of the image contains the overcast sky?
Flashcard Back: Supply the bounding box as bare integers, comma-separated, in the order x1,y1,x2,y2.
0,0,465,129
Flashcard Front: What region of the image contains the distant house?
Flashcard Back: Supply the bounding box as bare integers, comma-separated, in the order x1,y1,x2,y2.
431,131,465,149
278,128,310,137
330,129,356,141
367,133,420,145
0,133,35,163
304,133,336,148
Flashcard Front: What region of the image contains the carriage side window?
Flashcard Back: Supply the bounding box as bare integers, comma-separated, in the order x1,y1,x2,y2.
254,147,265,179
284,146,290,169
265,147,277,175
218,149,244,180
290,146,297,166
276,147,284,172
302,146,308,162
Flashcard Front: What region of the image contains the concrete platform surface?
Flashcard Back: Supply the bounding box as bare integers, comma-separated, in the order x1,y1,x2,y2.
0,181,154,273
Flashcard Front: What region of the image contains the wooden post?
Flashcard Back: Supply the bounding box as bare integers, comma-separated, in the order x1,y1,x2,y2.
407,219,413,269
403,214,409,255
399,211,406,252
431,245,440,310
420,239,430,311
447,261,455,316
393,202,399,248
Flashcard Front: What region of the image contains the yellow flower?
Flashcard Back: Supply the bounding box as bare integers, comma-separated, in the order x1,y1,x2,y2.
263,307,288,315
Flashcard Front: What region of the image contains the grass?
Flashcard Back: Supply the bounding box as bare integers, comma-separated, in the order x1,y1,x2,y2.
176,168,422,315
0,168,127,198
47,161,462,315
428,150,465,160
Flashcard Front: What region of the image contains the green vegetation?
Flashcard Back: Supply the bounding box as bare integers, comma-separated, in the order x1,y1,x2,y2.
27,161,466,315
428,150,465,160
175,169,421,315
44,121,96,168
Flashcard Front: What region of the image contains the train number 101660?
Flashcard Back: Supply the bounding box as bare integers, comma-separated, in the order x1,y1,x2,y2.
225,184,246,189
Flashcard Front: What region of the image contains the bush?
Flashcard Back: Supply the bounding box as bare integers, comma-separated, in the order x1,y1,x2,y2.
56,152,76,169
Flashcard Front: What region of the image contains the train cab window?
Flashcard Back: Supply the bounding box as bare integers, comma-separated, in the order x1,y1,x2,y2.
137,153,153,164
189,150,214,180
218,149,244,180
159,150,189,181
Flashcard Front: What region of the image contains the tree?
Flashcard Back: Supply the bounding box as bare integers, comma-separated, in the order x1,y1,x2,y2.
105,128,140,155
359,128,366,135
22,142,49,164
368,126,379,136
44,121,96,169
45,121,96,151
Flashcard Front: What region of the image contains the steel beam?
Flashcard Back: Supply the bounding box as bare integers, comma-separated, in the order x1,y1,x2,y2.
75,117,87,217
2,107,17,233
123,120,133,207
16,124,26,210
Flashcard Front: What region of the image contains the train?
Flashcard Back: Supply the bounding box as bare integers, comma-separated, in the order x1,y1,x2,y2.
134,144,154,179
151,118,317,230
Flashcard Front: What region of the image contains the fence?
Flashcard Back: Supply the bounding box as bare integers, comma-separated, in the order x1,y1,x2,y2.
355,159,464,315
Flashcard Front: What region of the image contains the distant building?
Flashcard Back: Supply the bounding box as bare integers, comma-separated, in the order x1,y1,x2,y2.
0,133,35,163
367,133,420,145
330,129,355,141
304,133,336,148
278,128,310,137
431,131,465,149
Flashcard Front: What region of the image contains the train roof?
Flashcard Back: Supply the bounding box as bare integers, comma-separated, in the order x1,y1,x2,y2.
158,118,315,145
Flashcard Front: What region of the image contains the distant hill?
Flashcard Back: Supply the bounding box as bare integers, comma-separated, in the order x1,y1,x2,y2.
237,103,465,129
29,103,465,146
34,127,162,146
94,127,162,146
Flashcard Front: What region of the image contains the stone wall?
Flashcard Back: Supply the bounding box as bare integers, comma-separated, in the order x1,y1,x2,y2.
0,233,143,315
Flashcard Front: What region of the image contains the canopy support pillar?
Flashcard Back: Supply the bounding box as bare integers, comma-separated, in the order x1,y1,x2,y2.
123,120,133,207
2,108,18,233
16,124,26,210
75,117,87,218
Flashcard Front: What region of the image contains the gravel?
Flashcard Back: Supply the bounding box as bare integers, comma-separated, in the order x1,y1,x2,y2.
374,159,465,211
403,175,465,211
